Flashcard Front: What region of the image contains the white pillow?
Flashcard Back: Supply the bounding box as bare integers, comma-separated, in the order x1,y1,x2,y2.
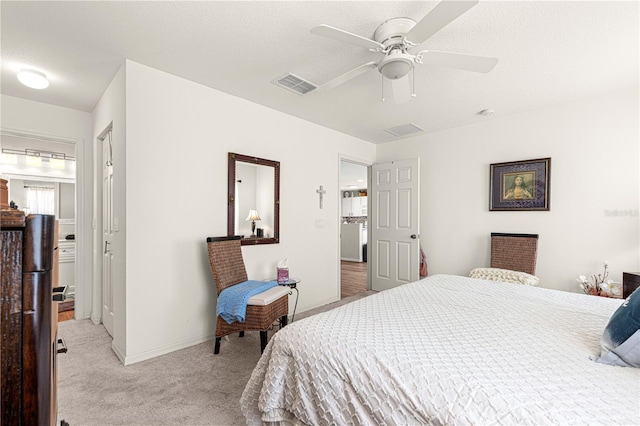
469,267,540,286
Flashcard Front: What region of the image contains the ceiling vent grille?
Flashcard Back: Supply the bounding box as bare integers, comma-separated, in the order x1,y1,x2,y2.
272,73,317,95
384,123,424,137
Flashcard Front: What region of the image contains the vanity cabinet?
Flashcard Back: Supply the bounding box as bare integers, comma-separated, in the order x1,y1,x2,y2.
58,241,76,299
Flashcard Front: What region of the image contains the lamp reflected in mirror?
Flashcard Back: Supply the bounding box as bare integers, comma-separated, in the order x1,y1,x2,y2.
246,209,261,237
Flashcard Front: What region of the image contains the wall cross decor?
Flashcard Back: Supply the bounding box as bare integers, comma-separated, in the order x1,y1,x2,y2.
316,185,326,209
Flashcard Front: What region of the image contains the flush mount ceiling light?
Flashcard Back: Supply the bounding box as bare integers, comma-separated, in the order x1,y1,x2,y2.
17,70,49,89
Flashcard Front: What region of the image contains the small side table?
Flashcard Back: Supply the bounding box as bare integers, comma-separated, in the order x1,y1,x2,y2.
277,278,300,322
622,272,640,298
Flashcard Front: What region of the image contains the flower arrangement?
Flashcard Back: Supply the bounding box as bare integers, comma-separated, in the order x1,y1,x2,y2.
577,261,620,297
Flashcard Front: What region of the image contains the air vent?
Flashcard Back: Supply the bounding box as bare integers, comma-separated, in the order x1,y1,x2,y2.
272,73,317,95
384,123,424,137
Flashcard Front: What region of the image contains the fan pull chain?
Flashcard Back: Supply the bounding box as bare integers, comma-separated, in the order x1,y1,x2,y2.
381,74,385,102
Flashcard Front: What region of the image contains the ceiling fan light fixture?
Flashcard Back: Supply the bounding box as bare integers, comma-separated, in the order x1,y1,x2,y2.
309,0,497,103
378,51,413,80
17,69,49,89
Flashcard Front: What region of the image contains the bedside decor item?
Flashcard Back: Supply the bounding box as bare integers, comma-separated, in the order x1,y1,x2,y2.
246,209,261,238
490,158,550,211
277,268,289,283
277,259,289,284
577,261,620,297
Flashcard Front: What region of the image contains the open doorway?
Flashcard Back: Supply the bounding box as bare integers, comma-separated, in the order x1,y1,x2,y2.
1,134,78,319
339,160,369,298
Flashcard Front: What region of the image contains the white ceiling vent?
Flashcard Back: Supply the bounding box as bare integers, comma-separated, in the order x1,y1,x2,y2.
384,123,424,137
272,73,317,95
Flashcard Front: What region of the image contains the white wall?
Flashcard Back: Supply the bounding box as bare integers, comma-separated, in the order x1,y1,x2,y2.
0,94,93,319
6,178,28,208
92,64,127,359
236,162,258,237
123,61,375,364
377,90,640,293
256,165,274,238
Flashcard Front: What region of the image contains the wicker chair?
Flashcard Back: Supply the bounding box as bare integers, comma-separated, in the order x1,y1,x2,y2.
490,232,539,275
206,236,289,354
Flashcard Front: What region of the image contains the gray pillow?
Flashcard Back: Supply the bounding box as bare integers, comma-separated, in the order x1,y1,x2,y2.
597,288,640,367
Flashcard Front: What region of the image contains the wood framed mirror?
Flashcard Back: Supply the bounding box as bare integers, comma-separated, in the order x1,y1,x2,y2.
228,153,280,245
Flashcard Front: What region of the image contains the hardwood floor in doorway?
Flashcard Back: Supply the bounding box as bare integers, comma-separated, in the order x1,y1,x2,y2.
341,260,367,299
58,310,74,322
58,300,75,322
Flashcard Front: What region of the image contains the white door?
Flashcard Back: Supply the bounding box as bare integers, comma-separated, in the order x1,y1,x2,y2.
370,158,420,291
102,130,114,336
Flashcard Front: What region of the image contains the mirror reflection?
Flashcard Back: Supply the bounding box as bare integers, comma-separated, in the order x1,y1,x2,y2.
228,153,280,245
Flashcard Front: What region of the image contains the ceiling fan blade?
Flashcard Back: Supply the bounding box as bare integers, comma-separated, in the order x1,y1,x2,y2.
311,25,384,50
405,0,479,46
391,75,412,104
315,62,378,92
418,50,498,73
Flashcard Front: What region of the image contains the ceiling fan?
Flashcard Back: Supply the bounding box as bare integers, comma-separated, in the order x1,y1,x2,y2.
310,0,497,103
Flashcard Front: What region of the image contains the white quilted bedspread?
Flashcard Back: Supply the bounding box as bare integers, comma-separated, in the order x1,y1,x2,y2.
240,274,640,425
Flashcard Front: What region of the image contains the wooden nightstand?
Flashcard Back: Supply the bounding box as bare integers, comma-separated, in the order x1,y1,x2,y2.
622,272,640,298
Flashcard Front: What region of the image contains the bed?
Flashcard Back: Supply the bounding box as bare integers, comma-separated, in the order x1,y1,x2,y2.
240,274,640,425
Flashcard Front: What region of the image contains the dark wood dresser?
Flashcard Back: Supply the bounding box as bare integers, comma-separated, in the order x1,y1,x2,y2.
622,272,640,298
1,210,60,426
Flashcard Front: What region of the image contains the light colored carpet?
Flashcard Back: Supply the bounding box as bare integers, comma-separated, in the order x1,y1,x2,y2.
57,290,375,426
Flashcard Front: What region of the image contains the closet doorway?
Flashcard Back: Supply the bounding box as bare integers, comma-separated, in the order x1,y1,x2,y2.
339,159,369,298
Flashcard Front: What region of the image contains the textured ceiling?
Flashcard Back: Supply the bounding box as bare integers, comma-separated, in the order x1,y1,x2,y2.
1,1,638,144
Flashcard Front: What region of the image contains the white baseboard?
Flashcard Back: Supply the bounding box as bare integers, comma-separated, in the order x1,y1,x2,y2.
300,295,340,313
122,333,216,366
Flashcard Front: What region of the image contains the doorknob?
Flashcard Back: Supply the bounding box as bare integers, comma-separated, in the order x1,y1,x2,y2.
410,234,417,239
104,241,111,254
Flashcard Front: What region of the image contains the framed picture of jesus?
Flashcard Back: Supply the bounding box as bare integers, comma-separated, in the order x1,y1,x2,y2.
490,158,550,211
